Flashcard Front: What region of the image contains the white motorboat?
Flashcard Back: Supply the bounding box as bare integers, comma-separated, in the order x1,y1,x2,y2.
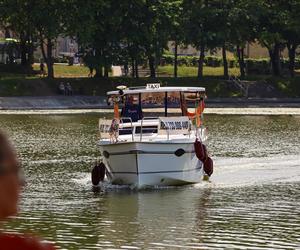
93,84,213,188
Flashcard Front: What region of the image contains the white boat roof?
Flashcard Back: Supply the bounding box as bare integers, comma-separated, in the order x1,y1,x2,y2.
107,86,205,95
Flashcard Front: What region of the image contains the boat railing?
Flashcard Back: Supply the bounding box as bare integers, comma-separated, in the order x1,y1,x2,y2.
119,117,134,141
98,118,134,142
139,117,158,141
100,116,194,142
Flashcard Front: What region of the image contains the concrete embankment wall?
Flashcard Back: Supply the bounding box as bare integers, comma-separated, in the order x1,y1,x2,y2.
0,96,107,110
1,96,300,110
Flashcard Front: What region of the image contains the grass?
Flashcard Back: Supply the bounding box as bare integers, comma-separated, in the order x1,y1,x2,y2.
33,63,90,78
26,64,239,78
157,65,240,77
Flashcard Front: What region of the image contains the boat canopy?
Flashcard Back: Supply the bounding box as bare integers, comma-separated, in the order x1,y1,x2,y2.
107,86,205,96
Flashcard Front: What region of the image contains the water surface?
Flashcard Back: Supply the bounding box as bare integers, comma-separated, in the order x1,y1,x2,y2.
0,114,299,249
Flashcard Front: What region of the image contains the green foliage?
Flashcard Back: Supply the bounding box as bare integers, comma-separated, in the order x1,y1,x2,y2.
245,58,270,75
1,0,300,79
162,55,237,68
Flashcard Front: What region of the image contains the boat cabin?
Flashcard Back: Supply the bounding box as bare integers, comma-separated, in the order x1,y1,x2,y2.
99,84,206,142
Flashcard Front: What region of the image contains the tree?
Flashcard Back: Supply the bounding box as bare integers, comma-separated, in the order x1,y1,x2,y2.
183,0,220,78
163,0,183,78
73,0,126,78
279,0,300,77
252,0,286,76
0,0,36,68
117,0,148,78
31,0,70,78
227,0,257,78
210,0,236,79
140,0,172,78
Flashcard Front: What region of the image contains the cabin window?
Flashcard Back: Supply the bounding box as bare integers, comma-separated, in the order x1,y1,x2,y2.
141,92,164,107
167,92,180,107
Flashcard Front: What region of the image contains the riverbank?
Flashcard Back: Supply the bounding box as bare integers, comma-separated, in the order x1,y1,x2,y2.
1,74,300,98
1,96,300,109
1,96,300,115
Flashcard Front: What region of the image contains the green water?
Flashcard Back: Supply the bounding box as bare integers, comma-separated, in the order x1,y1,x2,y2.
0,114,299,249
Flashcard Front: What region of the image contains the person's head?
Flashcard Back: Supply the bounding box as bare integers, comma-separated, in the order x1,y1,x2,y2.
0,131,22,220
126,96,134,105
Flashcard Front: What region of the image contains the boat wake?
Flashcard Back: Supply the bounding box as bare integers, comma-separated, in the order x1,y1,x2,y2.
207,154,300,188
72,154,300,191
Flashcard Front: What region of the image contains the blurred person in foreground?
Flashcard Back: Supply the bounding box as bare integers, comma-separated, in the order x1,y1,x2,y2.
0,131,56,250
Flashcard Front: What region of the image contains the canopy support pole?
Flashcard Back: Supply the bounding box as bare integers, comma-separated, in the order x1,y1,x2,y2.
164,92,168,117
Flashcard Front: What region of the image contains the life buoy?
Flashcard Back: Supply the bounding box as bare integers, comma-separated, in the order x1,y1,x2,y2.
114,102,120,119
186,100,205,127
203,157,213,177
91,162,106,185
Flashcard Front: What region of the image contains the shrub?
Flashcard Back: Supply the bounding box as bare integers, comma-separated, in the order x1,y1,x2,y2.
53,57,69,64
204,56,223,67
0,63,35,74
162,55,238,68
161,54,300,75
245,58,270,74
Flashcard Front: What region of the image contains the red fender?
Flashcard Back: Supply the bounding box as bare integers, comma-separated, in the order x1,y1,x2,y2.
0,233,56,250
91,162,106,185
194,139,207,162
203,157,214,177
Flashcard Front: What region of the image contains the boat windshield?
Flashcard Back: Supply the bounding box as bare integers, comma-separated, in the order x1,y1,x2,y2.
110,90,204,120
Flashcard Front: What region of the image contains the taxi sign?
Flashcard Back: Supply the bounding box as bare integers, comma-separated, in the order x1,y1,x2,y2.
146,83,160,89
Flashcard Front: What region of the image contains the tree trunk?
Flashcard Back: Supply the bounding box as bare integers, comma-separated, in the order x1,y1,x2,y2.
131,58,135,78
148,55,156,78
124,61,129,76
104,65,109,78
197,45,205,78
241,47,245,77
104,55,109,78
95,67,103,78
237,45,245,78
20,42,27,66
135,59,139,78
287,43,297,78
20,32,27,66
94,49,103,78
44,38,54,78
268,43,281,76
28,41,34,66
222,44,228,78
174,41,178,78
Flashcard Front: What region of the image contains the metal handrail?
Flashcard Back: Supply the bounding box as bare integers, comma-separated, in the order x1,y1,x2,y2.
158,117,170,140
140,117,159,141
140,118,144,141
119,117,134,142
229,75,249,98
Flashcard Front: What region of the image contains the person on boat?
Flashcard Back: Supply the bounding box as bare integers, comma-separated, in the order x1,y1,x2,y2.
121,96,143,122
0,131,56,250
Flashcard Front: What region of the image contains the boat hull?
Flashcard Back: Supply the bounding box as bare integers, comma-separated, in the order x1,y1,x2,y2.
99,141,204,188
